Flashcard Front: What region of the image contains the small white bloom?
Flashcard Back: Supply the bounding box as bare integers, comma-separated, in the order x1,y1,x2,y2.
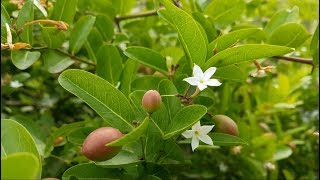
264,162,275,171
183,64,221,91
182,121,214,151
33,0,48,17
10,80,23,88
251,69,266,78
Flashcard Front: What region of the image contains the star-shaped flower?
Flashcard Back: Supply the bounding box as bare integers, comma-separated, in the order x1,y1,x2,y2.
183,64,221,91
33,0,48,17
182,121,214,151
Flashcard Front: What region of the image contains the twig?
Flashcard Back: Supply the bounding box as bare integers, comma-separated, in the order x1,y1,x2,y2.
272,56,313,65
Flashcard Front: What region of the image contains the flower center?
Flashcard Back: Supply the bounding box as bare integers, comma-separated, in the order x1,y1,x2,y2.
195,131,200,136
199,79,204,84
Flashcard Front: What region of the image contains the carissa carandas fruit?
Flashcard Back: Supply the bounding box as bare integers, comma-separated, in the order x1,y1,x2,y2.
81,127,123,162
142,90,162,113
212,115,239,136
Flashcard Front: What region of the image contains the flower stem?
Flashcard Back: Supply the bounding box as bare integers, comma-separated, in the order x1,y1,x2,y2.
161,94,176,97
190,87,200,98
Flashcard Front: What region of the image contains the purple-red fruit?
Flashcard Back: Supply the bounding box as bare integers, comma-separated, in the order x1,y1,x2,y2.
81,127,123,162
142,90,162,113
212,115,239,136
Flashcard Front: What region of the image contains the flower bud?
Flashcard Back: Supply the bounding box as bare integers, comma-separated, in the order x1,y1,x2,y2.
81,127,123,162
142,90,162,113
212,115,239,136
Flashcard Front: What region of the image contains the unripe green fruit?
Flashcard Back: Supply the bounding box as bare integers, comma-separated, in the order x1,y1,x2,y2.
212,115,239,136
142,90,162,113
81,127,123,162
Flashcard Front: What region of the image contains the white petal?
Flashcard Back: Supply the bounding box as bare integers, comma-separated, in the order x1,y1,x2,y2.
182,130,194,138
198,134,213,145
193,64,203,78
183,77,199,86
203,67,217,80
34,0,48,17
204,79,222,86
5,23,12,45
198,83,207,91
199,125,214,134
191,136,199,151
192,121,201,131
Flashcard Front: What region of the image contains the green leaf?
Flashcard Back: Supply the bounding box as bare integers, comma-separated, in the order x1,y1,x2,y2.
1,4,11,25
120,59,138,97
51,0,78,24
273,146,293,161
11,50,40,70
62,163,123,180
43,50,74,73
1,152,40,180
95,15,114,41
58,69,135,132
124,46,168,75
264,6,299,37
310,25,319,66
132,76,165,91
84,28,104,63
96,45,123,85
158,79,181,119
192,12,217,43
68,127,96,145
204,0,245,28
112,0,136,15
209,133,248,146
95,150,141,168
213,65,246,82
268,23,311,48
150,103,170,135
69,15,96,55
107,117,149,147
160,47,184,66
16,1,34,44
41,26,66,49
158,0,207,68
208,28,262,53
129,90,148,120
204,44,294,68
1,119,41,177
164,105,207,139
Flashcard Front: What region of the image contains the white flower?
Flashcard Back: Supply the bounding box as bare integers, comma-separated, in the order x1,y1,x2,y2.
33,0,48,17
10,80,23,88
182,121,214,151
183,64,221,91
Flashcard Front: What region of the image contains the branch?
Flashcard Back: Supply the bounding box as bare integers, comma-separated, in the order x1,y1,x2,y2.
272,56,313,65
114,10,158,22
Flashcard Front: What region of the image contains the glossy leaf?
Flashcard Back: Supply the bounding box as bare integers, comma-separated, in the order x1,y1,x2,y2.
213,65,246,82
204,44,294,68
132,76,165,91
95,150,141,168
192,12,217,42
273,146,293,161
96,45,123,85
158,0,207,68
264,6,299,37
129,90,148,120
85,27,104,62
268,23,311,48
164,105,207,139
11,50,40,70
124,46,168,75
107,117,149,147
204,0,245,28
41,26,66,49
208,28,262,53
62,163,123,180
112,0,136,15
16,1,34,44
95,15,114,41
1,119,41,177
51,0,78,24
67,127,96,145
120,59,138,97
158,79,181,119
58,69,135,132
1,4,11,25
43,50,74,73
69,15,96,55
1,152,40,180
209,133,248,146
